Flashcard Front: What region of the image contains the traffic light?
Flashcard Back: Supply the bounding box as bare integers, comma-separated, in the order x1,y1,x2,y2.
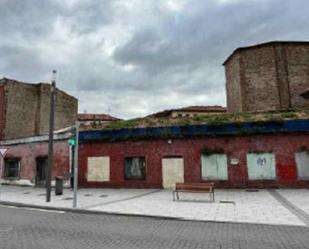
69,137,76,146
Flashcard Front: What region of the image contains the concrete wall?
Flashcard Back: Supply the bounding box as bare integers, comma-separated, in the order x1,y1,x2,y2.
1,80,77,139
78,133,309,188
225,42,309,112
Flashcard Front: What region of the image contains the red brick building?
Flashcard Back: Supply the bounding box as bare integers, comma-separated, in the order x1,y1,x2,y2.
78,120,309,189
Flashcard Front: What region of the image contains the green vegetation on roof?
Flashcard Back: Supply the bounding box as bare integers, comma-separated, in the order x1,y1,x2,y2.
87,110,309,131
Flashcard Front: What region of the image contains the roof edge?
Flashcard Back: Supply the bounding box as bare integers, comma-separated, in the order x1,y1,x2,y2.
223,41,309,66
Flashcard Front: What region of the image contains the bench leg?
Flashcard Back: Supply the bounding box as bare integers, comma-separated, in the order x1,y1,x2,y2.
212,192,215,202
176,191,179,200
172,191,175,201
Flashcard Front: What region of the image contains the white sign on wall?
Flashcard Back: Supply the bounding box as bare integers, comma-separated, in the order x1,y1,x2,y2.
0,148,8,158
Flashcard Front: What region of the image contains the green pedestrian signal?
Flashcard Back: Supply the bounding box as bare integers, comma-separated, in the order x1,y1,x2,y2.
69,138,76,146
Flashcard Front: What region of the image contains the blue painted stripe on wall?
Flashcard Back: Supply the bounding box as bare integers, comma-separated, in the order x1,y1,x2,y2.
79,120,309,141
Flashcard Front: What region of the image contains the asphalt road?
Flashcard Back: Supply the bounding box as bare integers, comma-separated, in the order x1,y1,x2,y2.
1,205,309,249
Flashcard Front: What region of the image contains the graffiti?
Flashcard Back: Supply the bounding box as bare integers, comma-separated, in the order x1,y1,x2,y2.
257,157,267,166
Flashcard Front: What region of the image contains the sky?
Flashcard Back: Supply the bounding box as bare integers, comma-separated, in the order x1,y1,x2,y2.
0,0,309,119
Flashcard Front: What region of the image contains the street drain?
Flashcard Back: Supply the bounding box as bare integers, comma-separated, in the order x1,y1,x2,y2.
38,193,46,196
100,194,108,198
84,194,93,197
62,197,73,200
219,200,235,205
245,189,259,192
23,192,31,195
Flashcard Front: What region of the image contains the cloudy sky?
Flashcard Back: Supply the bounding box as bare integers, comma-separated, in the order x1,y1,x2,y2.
0,0,309,119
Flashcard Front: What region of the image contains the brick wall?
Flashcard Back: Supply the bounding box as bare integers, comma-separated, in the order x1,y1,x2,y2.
37,84,78,135
2,80,77,139
225,42,309,112
78,133,309,188
285,45,309,109
225,54,243,112
4,140,70,182
4,82,39,139
0,86,5,139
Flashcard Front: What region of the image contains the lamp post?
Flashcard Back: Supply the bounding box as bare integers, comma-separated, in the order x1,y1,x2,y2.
46,70,57,202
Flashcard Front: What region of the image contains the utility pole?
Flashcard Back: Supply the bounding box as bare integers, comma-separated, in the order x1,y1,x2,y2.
46,70,57,202
73,121,79,208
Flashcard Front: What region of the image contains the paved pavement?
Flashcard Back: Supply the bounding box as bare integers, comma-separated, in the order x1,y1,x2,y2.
1,186,309,226
1,205,309,249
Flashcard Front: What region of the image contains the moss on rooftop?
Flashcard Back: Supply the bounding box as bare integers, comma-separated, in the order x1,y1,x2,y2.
86,110,309,131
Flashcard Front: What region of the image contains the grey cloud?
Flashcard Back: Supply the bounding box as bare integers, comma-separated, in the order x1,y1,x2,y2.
1,0,309,119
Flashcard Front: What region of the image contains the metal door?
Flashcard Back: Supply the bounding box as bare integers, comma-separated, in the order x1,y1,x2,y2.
36,157,47,187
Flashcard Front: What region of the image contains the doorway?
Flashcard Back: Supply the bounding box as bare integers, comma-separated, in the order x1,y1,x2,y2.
162,157,184,189
36,157,47,187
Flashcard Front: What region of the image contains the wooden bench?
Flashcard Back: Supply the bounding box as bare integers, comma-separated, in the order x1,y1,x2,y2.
172,182,215,202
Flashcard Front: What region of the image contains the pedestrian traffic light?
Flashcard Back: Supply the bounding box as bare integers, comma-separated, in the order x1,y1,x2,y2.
69,137,76,146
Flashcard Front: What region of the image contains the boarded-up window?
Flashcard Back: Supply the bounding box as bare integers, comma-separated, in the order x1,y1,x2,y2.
247,153,276,180
87,157,110,182
295,151,309,180
201,154,228,180
124,157,146,180
162,157,184,189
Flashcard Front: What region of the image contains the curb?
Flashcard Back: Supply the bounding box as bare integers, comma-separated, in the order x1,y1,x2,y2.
0,200,196,222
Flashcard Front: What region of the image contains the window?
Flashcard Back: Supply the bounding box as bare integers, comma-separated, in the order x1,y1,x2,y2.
295,151,309,180
201,154,228,180
124,157,146,180
4,159,20,178
247,153,276,180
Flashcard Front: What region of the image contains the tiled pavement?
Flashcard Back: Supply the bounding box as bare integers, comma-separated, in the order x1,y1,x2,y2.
0,185,308,227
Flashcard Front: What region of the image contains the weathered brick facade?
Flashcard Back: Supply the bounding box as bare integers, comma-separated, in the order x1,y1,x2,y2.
78,133,309,188
224,42,309,112
0,78,78,139
0,86,5,140
2,139,70,186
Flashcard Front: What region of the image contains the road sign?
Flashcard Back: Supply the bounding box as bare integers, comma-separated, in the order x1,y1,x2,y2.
0,148,8,158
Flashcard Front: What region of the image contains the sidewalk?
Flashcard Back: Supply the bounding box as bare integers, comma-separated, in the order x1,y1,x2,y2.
1,185,309,227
